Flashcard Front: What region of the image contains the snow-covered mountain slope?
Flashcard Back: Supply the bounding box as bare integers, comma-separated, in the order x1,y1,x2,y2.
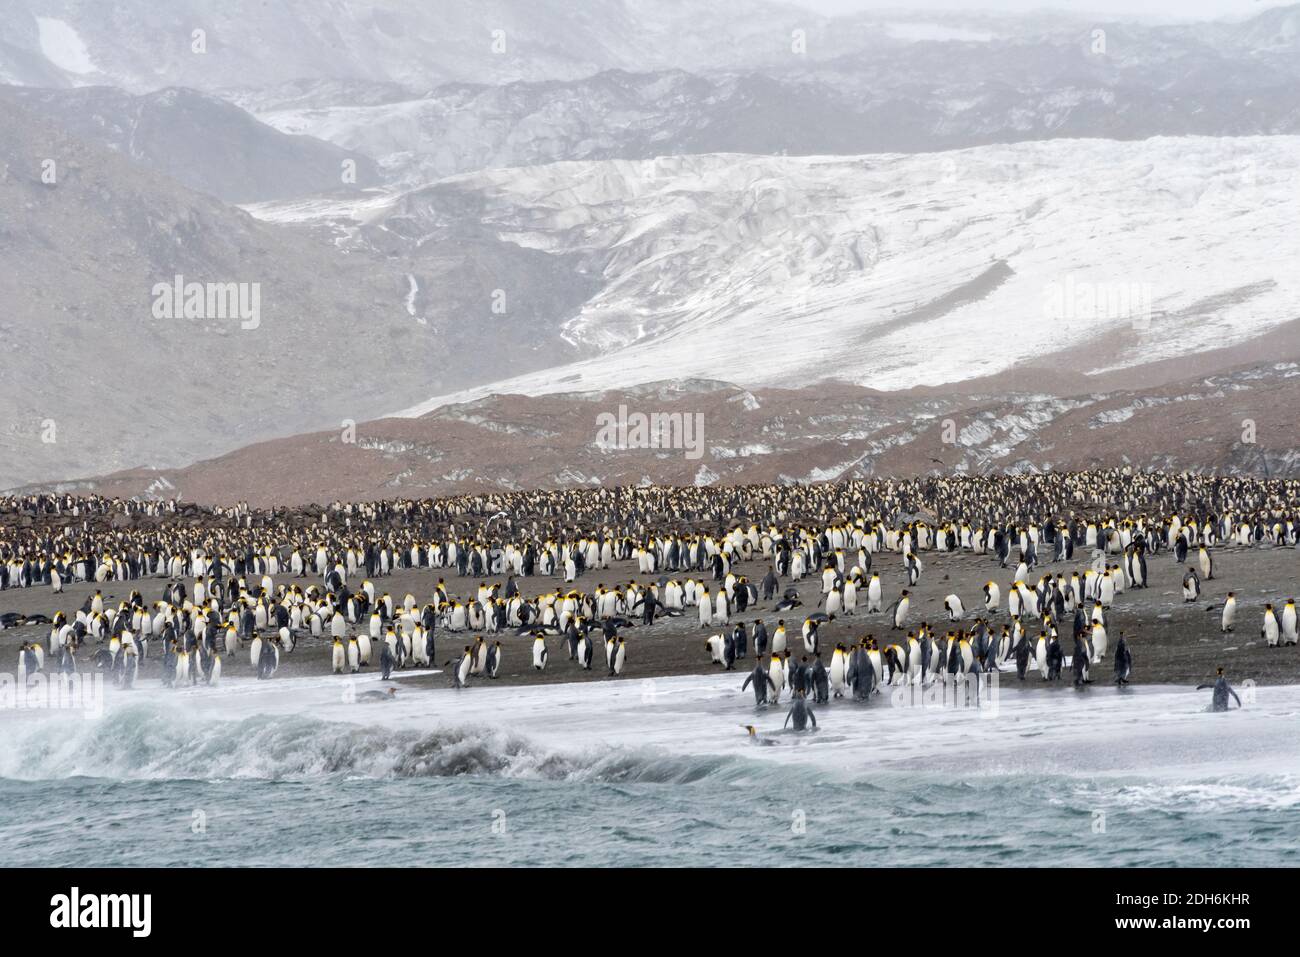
368,137,1300,416
0,0,860,92
7,1,1300,104
245,9,1300,187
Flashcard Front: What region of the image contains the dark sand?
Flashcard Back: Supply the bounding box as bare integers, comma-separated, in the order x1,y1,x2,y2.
3,543,1297,692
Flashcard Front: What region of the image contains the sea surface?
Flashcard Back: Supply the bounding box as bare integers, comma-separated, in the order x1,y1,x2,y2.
1,671,1297,867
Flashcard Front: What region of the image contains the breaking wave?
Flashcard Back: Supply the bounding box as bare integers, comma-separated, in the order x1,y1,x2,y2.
0,703,766,785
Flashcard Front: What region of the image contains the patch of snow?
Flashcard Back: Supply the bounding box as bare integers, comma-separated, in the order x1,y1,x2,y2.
404,274,424,324
36,18,97,75
693,465,719,486
1092,407,1136,425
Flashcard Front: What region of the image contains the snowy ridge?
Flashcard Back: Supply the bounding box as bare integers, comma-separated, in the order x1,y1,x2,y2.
377,137,1300,416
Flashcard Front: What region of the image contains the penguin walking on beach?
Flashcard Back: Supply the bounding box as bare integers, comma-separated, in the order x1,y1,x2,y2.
1262,604,1280,647
1045,634,1064,681
829,643,850,697
866,573,883,613
905,552,922,587
1090,620,1108,661
1113,633,1132,686
1013,632,1032,680
1198,546,1214,581
889,591,910,630
809,654,829,704
1282,600,1298,646
532,632,548,670
450,646,472,688
1072,634,1091,687
256,638,278,680
1221,593,1236,633
983,581,1000,613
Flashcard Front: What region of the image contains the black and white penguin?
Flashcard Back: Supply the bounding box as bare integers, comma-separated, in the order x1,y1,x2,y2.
609,636,626,676
742,657,777,706
452,646,472,688
1198,546,1214,581
1196,668,1241,712
1262,604,1280,647
1072,634,1091,687
783,689,817,731
1113,633,1132,686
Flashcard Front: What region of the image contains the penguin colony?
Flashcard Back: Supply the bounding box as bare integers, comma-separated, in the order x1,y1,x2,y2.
1,469,1297,700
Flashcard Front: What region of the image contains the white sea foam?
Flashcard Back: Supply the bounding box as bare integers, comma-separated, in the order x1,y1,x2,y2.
2,669,1296,789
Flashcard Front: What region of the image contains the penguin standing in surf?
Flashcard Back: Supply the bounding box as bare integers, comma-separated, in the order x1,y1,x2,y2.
783,688,818,732
742,656,779,706
1196,668,1242,712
